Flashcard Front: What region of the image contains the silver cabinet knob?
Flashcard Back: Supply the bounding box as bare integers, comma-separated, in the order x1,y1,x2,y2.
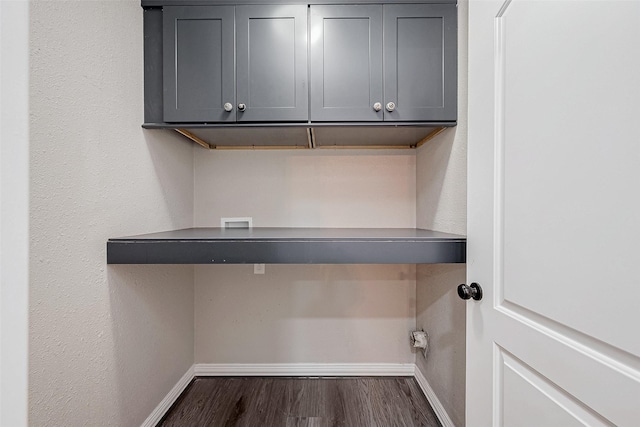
223,102,233,112
238,103,246,112
386,102,396,112
373,102,382,112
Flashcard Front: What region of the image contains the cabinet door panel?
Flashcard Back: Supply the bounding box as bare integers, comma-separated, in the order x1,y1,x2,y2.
383,4,457,122
163,6,235,123
310,5,383,122
236,5,308,122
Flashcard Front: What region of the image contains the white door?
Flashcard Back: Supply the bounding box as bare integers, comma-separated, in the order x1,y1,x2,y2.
467,1,640,426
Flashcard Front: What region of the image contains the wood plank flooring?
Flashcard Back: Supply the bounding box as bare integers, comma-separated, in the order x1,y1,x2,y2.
158,377,441,427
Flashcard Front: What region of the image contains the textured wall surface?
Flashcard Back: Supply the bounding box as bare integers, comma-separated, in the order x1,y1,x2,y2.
195,264,416,364
29,1,195,426
416,264,466,426
415,1,468,426
194,150,416,229
194,150,417,364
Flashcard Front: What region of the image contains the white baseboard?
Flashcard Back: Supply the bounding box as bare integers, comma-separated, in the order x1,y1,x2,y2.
140,365,195,427
414,367,456,427
194,363,416,377
141,363,455,427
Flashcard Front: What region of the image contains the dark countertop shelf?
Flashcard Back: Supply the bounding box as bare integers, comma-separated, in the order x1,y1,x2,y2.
107,227,466,265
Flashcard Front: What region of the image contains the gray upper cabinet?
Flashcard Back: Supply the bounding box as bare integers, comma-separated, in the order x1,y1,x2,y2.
163,5,307,123
383,4,457,122
163,6,235,123
236,5,308,122
310,3,456,122
310,5,383,122
152,2,456,126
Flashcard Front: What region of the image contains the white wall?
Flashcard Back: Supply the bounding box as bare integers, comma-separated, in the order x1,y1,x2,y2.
195,264,416,364
194,150,417,364
0,1,29,425
415,1,468,426
194,150,416,228
29,1,195,426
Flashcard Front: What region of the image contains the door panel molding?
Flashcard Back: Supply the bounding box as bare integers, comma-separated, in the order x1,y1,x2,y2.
494,0,640,350
495,313,639,426
493,4,507,311
496,347,614,427
498,301,640,385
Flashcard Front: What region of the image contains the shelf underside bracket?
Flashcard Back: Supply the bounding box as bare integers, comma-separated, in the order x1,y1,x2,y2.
307,128,316,149
317,144,414,150
175,128,215,149
172,125,448,150
414,127,447,148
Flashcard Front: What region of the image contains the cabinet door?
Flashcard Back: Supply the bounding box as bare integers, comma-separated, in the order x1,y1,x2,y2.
383,4,457,122
163,6,235,123
310,5,383,122
236,5,308,122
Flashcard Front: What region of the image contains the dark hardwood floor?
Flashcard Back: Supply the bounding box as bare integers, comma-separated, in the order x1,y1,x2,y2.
158,377,441,427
